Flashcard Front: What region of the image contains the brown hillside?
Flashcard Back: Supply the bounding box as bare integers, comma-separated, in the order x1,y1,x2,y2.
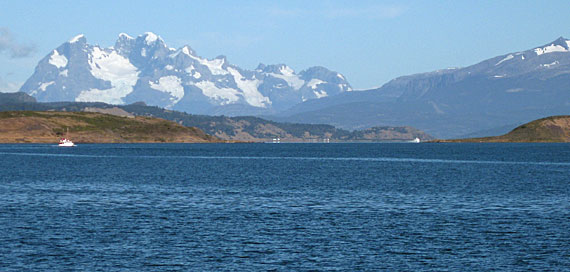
0,111,220,143
433,115,570,143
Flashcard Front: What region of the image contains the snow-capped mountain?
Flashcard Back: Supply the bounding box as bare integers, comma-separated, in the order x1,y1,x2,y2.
20,32,352,115
386,36,570,102
273,37,570,138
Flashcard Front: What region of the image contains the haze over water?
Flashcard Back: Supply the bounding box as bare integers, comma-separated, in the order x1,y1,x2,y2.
0,143,568,270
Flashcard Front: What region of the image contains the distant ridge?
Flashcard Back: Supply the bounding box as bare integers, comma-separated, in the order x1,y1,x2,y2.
271,36,570,138
0,92,37,105
0,92,433,142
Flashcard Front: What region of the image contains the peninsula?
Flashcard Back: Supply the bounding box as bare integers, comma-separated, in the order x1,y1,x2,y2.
433,116,570,143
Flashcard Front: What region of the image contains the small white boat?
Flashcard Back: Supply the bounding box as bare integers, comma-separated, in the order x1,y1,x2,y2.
411,137,421,143
58,128,76,147
58,138,75,147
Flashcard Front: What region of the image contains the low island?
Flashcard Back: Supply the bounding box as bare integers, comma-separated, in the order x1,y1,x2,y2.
0,111,220,143
432,115,570,143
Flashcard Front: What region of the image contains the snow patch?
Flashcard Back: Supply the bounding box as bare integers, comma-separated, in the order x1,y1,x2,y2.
506,88,523,93
534,44,568,55
188,54,228,75
191,81,240,105
186,64,201,79
77,46,139,104
119,33,134,39
59,69,68,77
227,67,271,107
280,65,295,76
493,75,506,78
339,84,351,91
69,34,84,43
521,55,525,60
49,50,68,68
307,79,325,89
313,90,328,98
495,54,514,66
541,61,559,68
38,81,55,91
337,73,345,80
141,48,146,57
182,46,192,56
149,76,185,107
268,66,304,90
165,65,174,70
144,32,158,44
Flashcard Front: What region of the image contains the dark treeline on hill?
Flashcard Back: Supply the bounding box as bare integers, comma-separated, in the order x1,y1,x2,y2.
0,92,433,142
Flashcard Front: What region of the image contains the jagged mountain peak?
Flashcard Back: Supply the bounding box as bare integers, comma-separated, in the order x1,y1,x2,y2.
181,45,196,56
118,33,134,40
532,36,570,56
547,36,569,48
68,34,86,44
214,55,227,61
20,32,351,115
257,64,295,75
139,32,164,45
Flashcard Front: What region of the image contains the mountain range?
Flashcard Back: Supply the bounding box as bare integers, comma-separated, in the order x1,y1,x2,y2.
19,34,570,138
19,32,351,116
271,37,570,137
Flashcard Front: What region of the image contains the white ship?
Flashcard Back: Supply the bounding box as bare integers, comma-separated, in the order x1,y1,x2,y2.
58,128,76,147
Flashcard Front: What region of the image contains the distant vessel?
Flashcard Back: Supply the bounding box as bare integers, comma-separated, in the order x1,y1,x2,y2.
411,137,421,143
58,128,76,147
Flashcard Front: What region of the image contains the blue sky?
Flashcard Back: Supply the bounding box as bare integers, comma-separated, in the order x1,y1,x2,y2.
1,0,569,92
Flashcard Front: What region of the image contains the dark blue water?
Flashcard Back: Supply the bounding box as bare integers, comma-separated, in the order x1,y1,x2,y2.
0,143,568,271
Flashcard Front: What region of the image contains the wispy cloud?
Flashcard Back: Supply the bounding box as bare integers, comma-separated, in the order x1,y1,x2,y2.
0,28,36,58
